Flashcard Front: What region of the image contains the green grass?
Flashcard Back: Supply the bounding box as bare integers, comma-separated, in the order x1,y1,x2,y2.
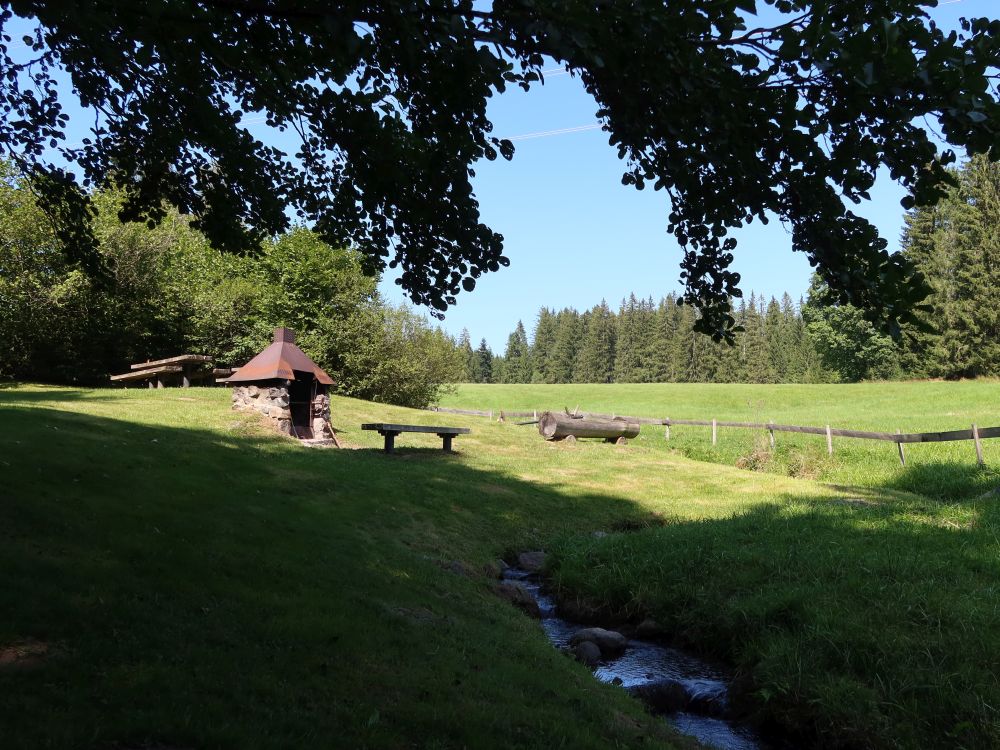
548,500,1000,748
440,382,1000,499
2,383,999,748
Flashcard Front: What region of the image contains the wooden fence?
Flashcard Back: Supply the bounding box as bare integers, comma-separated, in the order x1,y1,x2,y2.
425,406,996,466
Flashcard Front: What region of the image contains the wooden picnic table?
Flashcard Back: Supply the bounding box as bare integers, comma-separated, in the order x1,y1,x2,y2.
111,354,214,388
362,423,470,453
129,354,213,370
110,365,184,386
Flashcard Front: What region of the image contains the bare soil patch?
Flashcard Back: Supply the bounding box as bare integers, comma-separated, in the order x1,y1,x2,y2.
0,639,50,670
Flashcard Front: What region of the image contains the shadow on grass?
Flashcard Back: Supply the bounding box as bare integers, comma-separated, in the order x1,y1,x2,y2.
886,460,1000,500
0,384,121,403
0,404,671,750
352,446,461,456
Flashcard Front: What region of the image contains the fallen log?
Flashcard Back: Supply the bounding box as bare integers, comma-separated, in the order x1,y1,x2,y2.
538,411,640,442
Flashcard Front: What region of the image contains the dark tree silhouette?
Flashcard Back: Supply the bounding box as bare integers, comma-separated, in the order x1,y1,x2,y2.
2,1,998,337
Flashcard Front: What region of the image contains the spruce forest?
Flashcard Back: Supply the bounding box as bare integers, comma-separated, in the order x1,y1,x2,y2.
460,156,1000,387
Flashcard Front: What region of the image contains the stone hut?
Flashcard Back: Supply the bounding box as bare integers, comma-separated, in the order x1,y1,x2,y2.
226,328,334,440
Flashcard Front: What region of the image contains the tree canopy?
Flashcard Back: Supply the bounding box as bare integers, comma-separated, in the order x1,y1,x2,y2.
0,164,463,404
2,0,999,338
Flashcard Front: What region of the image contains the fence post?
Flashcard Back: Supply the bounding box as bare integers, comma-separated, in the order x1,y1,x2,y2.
768,420,775,449
712,419,717,446
826,424,833,456
973,424,985,466
498,410,505,423
664,418,670,441
896,429,905,467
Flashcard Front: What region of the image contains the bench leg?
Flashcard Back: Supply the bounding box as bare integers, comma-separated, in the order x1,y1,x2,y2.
182,366,191,388
440,434,453,452
382,431,398,453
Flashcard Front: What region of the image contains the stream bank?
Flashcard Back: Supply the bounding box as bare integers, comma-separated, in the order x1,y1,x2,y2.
500,565,794,750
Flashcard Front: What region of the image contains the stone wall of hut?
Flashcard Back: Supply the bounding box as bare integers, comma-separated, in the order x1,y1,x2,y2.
312,392,332,438
232,385,293,435
232,384,332,439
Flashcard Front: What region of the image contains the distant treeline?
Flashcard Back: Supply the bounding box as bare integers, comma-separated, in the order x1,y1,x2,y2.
460,155,1000,385
458,292,832,385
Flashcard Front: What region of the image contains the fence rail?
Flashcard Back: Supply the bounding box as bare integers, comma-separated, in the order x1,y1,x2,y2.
426,405,997,465
428,406,495,417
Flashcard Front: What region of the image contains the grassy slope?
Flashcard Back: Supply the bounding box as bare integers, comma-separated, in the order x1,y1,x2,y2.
1,384,823,750
440,382,1000,499
1,384,998,748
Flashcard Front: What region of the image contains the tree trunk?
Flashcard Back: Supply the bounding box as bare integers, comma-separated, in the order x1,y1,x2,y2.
538,412,640,441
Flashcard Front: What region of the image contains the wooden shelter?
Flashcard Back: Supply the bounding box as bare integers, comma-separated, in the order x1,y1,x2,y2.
226,328,334,440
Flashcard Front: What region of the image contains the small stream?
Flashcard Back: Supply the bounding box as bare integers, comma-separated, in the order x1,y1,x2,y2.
504,568,777,750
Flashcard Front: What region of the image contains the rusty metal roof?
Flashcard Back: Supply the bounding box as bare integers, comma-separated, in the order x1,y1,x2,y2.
226,328,334,385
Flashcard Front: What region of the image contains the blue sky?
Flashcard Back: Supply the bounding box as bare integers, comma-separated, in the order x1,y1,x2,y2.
377,0,997,351
7,0,996,351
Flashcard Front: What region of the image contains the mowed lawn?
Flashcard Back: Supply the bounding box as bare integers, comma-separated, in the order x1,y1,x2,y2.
441,382,1000,499
1,384,999,748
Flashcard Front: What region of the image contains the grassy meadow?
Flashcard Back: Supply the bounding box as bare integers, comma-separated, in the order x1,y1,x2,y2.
1,382,999,748
440,382,1000,500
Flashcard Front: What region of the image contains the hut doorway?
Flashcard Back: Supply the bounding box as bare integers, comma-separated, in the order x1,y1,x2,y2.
288,372,315,439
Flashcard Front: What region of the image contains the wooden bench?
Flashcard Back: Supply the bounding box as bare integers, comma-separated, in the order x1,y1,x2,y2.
362,423,470,453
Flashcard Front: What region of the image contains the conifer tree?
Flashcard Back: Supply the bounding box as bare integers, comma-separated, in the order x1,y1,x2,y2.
613,295,659,382
577,300,617,383
664,299,691,382
713,296,743,382
650,296,676,382
457,328,476,382
613,296,640,382
901,154,1000,378
549,308,583,383
572,309,592,383
741,293,774,383
531,307,556,383
474,338,494,383
777,293,804,381
637,297,661,382
677,303,718,382
762,297,786,383
501,320,531,383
